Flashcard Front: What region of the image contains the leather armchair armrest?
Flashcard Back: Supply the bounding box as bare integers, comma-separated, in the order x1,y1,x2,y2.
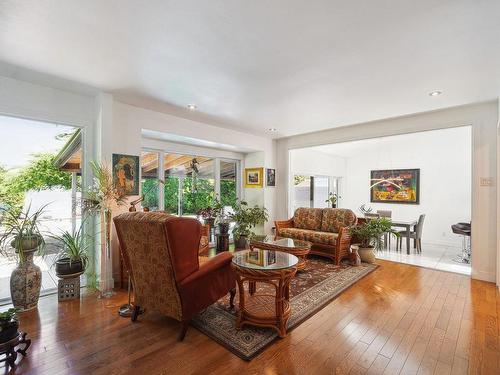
180,252,233,286
274,218,294,235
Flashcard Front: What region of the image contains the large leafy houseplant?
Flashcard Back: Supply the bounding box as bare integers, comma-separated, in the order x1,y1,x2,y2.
230,201,268,248
349,218,398,263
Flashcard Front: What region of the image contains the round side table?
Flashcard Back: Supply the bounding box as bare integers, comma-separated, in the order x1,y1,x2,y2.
232,249,298,337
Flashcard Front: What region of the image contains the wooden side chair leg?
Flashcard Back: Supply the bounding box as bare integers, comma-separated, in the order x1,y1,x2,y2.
131,305,141,322
229,288,236,309
178,320,190,341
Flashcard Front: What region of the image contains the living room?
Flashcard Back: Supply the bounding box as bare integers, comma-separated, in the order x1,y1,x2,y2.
0,1,499,374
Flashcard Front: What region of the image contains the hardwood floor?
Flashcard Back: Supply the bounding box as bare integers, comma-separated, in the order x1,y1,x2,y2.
3,260,499,374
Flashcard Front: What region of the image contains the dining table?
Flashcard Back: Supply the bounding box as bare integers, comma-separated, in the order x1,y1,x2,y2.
390,219,417,254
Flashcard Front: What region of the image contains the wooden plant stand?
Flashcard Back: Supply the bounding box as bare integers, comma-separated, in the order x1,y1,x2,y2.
0,332,31,368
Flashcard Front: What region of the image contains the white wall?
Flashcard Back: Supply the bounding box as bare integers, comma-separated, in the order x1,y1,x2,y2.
290,149,346,177
339,127,471,247
277,101,498,283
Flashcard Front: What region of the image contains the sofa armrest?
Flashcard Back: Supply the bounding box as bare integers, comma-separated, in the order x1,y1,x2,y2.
335,226,352,265
275,218,294,235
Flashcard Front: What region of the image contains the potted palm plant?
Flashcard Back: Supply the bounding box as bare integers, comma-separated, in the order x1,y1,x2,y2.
0,308,19,343
0,204,47,311
230,201,269,249
349,217,398,263
51,221,90,277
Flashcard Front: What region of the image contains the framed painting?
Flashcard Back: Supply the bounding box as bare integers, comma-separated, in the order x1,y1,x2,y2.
370,169,420,204
112,153,140,196
266,168,276,187
245,167,264,188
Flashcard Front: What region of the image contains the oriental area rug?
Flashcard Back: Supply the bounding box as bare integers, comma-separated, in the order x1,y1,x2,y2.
191,258,377,360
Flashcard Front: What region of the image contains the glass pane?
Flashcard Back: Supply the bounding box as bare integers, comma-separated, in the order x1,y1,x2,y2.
141,151,159,211
164,153,215,216
293,175,311,210
313,176,329,208
220,160,238,208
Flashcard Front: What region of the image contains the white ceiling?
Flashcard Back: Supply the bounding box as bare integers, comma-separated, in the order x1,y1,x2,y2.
0,1,499,137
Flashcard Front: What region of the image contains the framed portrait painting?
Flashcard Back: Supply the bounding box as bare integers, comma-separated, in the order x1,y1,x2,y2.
370,169,420,204
244,167,264,188
112,153,140,196
266,168,276,187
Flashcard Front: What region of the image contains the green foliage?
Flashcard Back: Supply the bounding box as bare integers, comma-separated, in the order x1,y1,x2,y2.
163,176,179,213
0,308,17,324
294,175,307,186
349,218,398,250
0,166,23,214
325,192,341,206
220,180,237,206
50,221,90,269
230,201,269,239
10,153,71,192
142,179,159,209
0,203,47,263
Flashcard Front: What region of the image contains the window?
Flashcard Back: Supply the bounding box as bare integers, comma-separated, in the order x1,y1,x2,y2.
293,174,340,210
142,150,240,216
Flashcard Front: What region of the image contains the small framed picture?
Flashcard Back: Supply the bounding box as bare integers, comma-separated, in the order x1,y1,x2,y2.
266,168,276,187
245,167,264,188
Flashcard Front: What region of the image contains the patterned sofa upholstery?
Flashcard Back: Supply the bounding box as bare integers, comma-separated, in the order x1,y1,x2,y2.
275,207,357,264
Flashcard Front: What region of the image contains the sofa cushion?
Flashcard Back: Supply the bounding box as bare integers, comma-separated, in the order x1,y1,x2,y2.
293,208,323,231
321,208,357,233
280,227,338,245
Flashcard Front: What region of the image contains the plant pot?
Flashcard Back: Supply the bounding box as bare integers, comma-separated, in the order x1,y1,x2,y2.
218,222,230,235
0,318,19,343
358,246,376,264
10,235,42,252
205,218,216,229
235,235,248,250
10,250,41,311
55,258,85,277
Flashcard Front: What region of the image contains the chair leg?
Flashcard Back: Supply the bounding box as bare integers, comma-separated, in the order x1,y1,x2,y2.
178,320,190,341
131,305,141,322
414,239,417,249
229,288,236,309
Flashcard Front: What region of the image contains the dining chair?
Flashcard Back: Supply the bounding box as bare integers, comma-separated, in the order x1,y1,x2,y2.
377,210,392,248
397,214,425,253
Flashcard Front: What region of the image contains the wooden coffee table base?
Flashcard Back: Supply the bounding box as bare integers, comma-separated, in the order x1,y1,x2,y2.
233,265,297,337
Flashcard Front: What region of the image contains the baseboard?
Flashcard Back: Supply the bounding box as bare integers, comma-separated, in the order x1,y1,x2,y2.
471,269,496,283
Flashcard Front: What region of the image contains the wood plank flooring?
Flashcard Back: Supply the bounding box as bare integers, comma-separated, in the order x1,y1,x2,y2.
2,260,499,374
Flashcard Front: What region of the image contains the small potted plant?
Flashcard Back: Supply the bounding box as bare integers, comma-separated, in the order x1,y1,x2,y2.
51,221,90,277
325,193,341,208
0,204,47,311
197,206,218,230
0,308,19,343
349,217,398,263
230,201,269,249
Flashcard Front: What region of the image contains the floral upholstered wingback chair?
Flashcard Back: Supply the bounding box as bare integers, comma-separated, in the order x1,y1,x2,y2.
114,212,236,341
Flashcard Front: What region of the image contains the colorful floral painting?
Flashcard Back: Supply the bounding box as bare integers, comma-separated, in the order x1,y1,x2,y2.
370,169,420,204
112,154,139,196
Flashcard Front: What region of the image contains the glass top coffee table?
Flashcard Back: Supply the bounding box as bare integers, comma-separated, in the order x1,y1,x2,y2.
249,235,311,270
232,250,298,337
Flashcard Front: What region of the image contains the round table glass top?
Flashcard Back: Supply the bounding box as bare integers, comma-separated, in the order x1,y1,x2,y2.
251,235,311,249
232,250,298,271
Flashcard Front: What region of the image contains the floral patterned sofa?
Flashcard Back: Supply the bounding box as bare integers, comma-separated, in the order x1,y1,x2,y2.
275,207,357,264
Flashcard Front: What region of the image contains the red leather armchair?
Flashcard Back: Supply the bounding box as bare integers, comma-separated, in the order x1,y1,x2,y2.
114,212,236,340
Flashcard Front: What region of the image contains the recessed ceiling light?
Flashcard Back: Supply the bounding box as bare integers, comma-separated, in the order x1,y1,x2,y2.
268,128,277,132
187,104,197,110
429,90,442,97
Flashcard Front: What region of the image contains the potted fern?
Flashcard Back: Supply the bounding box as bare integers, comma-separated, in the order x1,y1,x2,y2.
51,221,90,277
349,218,398,263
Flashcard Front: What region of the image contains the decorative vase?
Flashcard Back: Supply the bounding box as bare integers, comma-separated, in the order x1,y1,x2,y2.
358,246,376,264
10,248,42,311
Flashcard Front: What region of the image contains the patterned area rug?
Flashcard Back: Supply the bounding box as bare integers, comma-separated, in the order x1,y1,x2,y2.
191,257,377,360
